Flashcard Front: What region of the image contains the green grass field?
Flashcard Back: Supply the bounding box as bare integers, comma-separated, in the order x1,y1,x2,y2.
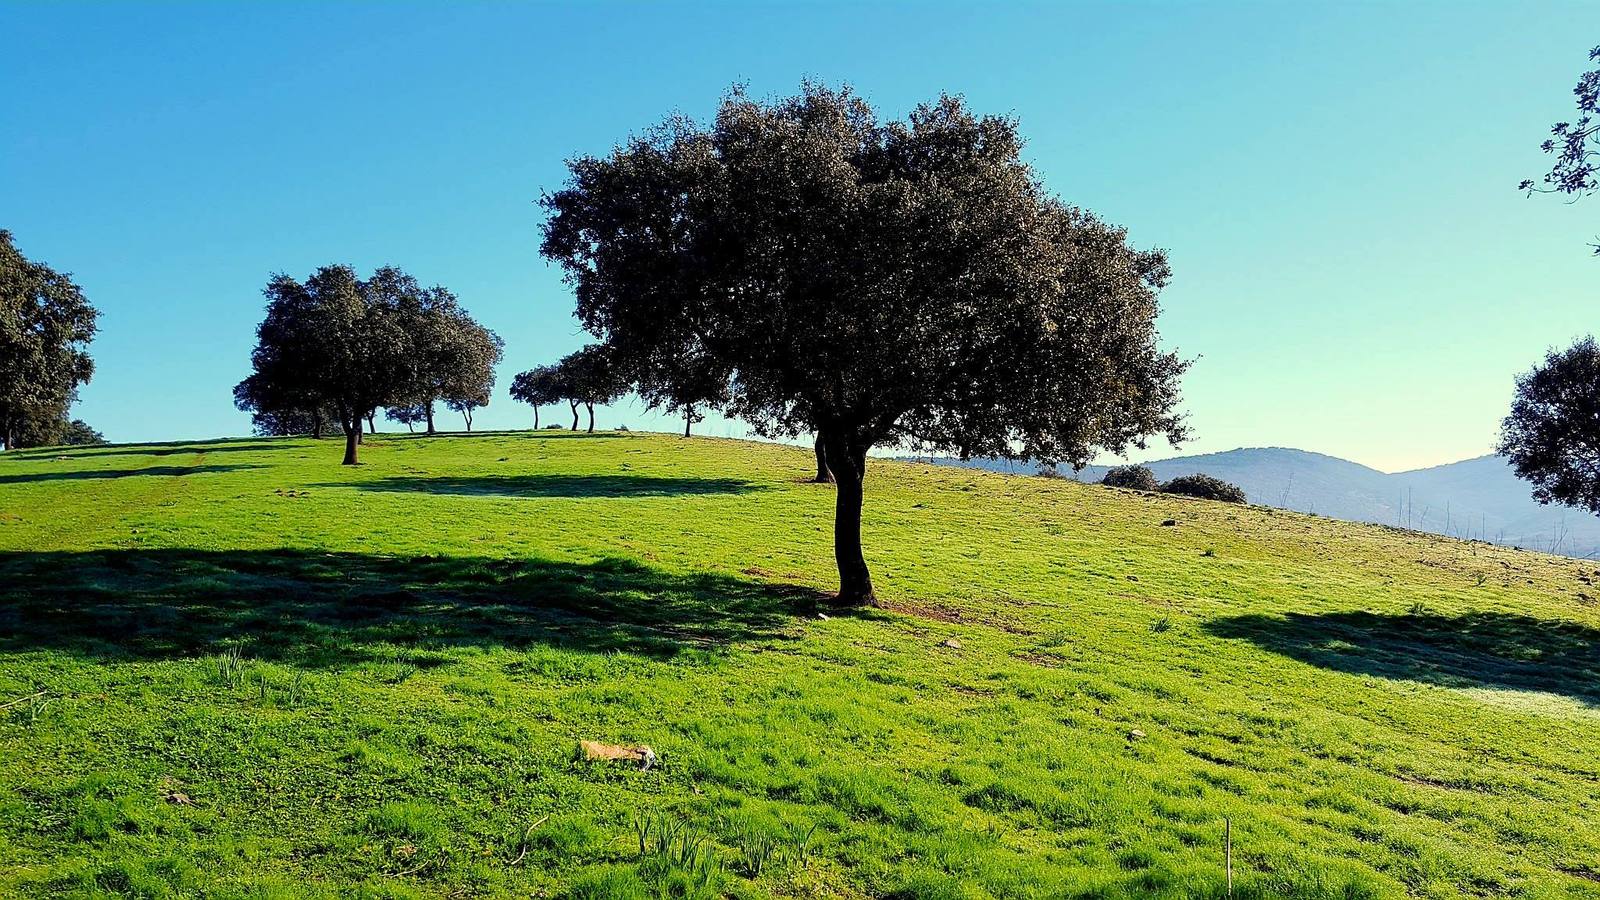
1,431,1597,899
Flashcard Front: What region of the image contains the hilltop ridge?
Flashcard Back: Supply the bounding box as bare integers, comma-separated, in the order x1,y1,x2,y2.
927,446,1600,559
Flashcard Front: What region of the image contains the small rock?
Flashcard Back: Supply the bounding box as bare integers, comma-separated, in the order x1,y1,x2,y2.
940,638,963,650
164,791,193,805
1128,729,1146,741
1161,519,1177,527
816,613,830,621
1126,575,1139,582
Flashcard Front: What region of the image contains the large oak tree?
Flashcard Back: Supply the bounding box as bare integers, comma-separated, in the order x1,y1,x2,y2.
1498,337,1600,516
542,85,1189,605
0,230,99,451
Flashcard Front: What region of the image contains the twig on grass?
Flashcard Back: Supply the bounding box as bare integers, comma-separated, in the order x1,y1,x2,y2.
0,690,49,711
508,814,551,866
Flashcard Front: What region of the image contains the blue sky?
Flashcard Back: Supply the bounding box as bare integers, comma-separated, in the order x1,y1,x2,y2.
3,1,1595,471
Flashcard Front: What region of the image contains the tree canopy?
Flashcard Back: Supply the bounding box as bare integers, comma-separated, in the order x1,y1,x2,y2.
240,266,407,463
0,230,99,451
541,84,1188,604
509,364,566,429
392,283,502,434
238,265,498,458
1498,336,1600,516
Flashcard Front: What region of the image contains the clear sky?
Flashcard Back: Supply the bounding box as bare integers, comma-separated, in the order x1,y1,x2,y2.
3,1,1595,472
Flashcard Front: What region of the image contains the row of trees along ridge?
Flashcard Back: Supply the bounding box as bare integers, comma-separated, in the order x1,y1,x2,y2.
235,265,503,465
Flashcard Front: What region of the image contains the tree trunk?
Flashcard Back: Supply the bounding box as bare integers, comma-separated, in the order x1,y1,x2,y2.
462,407,472,432
684,408,693,438
822,432,876,606
586,403,595,433
533,407,540,430
425,402,436,435
342,422,359,465
813,432,834,484
569,400,580,431
367,413,376,434
406,422,414,433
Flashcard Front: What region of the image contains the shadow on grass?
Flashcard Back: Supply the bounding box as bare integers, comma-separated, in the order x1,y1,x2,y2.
332,474,765,498
0,464,263,485
383,429,627,440
1205,610,1600,705
0,549,819,667
9,440,289,460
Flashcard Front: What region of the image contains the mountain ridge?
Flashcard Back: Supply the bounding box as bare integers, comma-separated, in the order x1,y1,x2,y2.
914,446,1600,559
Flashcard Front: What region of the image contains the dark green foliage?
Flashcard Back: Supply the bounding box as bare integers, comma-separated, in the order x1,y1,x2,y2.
1160,474,1247,503
59,420,105,446
541,84,1188,604
509,364,564,430
234,374,337,438
0,230,99,451
1103,464,1159,491
238,265,476,463
393,287,503,435
511,347,626,434
383,403,431,433
1498,336,1600,515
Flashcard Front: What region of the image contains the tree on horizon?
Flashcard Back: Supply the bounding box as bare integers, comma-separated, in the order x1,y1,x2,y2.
0,230,99,452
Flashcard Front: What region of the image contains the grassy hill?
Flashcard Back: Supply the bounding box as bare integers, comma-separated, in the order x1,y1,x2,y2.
1,431,1598,899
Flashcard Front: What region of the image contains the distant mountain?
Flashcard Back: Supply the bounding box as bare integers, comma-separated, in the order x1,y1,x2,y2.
914,447,1600,559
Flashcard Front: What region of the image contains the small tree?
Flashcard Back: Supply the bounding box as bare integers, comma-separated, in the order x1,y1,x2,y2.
557,345,627,433
0,231,99,451
543,85,1188,605
509,364,565,429
447,396,485,431
1103,464,1159,491
1160,474,1246,504
1498,337,1600,515
385,403,430,433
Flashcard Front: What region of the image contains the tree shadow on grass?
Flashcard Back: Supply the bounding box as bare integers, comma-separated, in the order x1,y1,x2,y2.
333,474,766,499
0,549,821,668
10,439,289,460
0,464,263,485
1205,610,1600,705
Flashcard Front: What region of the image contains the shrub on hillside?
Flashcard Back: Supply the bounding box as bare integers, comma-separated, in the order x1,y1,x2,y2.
1159,474,1247,504
1102,465,1159,491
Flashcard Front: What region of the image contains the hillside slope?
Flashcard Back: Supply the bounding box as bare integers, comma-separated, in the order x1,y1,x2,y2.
940,448,1600,559
1,432,1598,899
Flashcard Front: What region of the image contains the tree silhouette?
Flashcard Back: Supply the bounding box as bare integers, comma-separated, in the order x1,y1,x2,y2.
1499,336,1600,516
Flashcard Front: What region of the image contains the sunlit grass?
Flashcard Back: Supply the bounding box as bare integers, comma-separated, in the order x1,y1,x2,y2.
1,430,1597,898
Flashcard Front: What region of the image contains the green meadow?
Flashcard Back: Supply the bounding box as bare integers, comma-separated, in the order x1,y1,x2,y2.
1,431,1597,899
